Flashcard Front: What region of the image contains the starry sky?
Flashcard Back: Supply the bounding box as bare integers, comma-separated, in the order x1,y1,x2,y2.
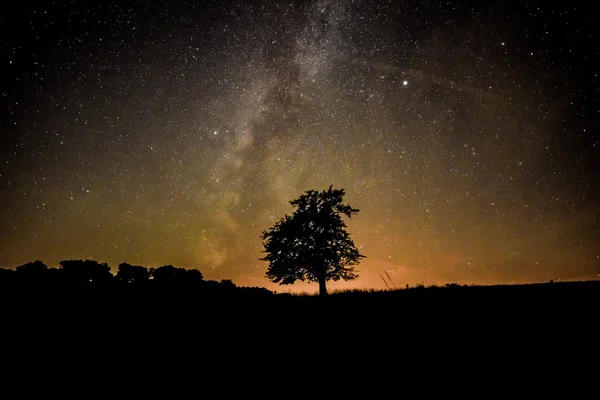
1,0,598,292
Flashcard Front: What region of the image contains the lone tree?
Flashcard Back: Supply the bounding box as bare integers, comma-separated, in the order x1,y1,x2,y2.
260,185,365,296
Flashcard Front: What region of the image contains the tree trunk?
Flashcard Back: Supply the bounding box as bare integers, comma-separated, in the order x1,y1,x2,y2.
318,278,328,296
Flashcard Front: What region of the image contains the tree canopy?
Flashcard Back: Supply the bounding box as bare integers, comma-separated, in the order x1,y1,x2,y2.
260,185,365,296
0,259,272,299
59,259,113,284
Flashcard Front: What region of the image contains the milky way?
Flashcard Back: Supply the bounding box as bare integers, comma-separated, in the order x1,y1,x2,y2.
1,0,598,292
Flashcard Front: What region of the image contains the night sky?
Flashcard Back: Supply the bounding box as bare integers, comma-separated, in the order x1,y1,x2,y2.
1,0,598,292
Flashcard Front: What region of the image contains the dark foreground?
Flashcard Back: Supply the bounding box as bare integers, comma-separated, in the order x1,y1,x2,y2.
3,279,598,325
1,280,598,383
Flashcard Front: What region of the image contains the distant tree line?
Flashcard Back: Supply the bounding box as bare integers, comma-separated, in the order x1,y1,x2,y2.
0,259,271,297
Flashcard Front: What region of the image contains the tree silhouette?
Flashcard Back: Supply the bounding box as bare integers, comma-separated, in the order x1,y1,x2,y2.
186,269,204,285
59,259,113,285
220,279,236,289
15,260,48,284
116,263,150,284
260,185,365,296
150,265,189,285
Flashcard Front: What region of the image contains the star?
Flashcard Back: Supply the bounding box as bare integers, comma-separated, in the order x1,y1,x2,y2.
0,0,597,292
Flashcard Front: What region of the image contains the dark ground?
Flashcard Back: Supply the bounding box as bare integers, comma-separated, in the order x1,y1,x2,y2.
3,279,597,330
1,280,597,388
